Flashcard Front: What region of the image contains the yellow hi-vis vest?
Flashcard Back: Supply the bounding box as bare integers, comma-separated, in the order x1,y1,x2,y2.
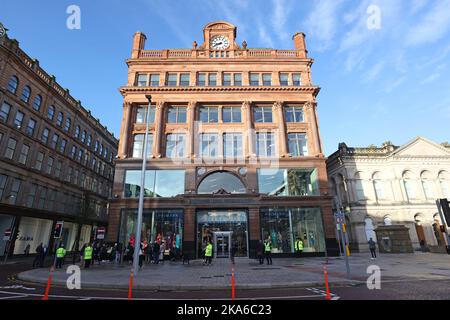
84,246,93,260
264,242,271,252
56,247,66,258
295,240,304,251
205,244,213,257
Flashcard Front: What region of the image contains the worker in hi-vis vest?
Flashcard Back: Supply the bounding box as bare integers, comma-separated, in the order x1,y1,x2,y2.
55,244,66,269
294,238,304,256
204,240,213,266
84,243,93,269
264,237,272,265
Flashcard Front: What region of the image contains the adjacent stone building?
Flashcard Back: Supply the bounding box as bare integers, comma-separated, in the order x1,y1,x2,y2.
327,137,450,253
108,21,338,259
0,30,118,256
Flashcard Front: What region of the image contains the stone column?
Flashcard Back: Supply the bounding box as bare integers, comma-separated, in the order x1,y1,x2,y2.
242,101,255,158
154,101,165,158
305,102,322,156
118,102,132,159
274,101,287,157
187,101,197,158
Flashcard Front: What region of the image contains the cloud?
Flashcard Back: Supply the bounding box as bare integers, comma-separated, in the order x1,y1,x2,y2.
405,0,450,46
271,0,294,43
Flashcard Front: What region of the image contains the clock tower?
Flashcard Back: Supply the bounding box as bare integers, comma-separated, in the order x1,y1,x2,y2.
200,21,239,50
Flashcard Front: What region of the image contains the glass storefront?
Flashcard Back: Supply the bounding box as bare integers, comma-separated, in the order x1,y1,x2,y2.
124,170,185,198
119,209,183,250
260,208,326,253
258,168,319,196
13,216,52,255
196,210,248,257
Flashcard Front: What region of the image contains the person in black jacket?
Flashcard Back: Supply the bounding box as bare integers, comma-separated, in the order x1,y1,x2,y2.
257,240,264,265
153,241,160,264
32,243,43,268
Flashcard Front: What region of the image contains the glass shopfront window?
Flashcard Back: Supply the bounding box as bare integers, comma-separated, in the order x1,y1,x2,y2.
124,170,185,198
119,209,183,252
260,208,325,253
258,168,319,196
196,210,248,258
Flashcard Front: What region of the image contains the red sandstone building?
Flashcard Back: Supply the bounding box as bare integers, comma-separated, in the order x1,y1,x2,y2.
107,21,338,258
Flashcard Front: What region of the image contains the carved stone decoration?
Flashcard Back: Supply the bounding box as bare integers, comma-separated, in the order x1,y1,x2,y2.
273,101,284,111
156,101,165,110
187,100,197,110
192,41,198,49
242,40,247,49
242,101,252,110
213,188,231,195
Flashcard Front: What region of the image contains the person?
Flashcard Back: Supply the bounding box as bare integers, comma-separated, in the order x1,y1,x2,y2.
145,242,152,264
55,245,66,269
230,243,237,265
153,240,160,264
264,237,272,265
41,244,48,267
79,243,86,266
84,243,93,268
294,238,304,256
257,240,264,265
204,240,213,266
24,244,31,257
33,243,43,268
138,242,145,269
368,238,377,259
159,241,166,264
182,250,190,265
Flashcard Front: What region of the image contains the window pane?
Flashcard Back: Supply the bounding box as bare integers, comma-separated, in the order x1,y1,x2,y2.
280,73,289,86
154,170,185,197
124,170,155,198
180,73,190,86
198,172,246,194
250,73,259,85
166,134,185,158
0,102,11,122
234,73,242,86
209,73,217,86
150,74,160,87
263,74,272,86
198,73,206,86
293,73,301,86
167,73,177,86
5,138,17,159
136,106,155,123
137,74,148,86
224,133,243,158
223,73,232,86
288,133,308,156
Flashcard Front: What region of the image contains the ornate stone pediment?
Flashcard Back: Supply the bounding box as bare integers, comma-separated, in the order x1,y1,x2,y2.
391,137,450,158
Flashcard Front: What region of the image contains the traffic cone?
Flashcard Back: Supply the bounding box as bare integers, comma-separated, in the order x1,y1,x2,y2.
128,269,134,300
323,265,331,300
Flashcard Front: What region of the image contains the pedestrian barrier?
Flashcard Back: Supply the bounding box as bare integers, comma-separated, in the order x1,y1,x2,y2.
42,266,54,300
323,264,331,300
128,268,134,300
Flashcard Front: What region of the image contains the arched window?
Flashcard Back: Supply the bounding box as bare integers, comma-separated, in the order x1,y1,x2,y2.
364,218,377,242
7,76,18,94
33,95,42,111
64,117,71,132
439,171,450,198
75,125,80,139
421,171,434,200
47,105,55,120
21,86,31,103
354,172,365,201
56,112,63,126
372,172,385,201
197,171,246,194
402,170,416,201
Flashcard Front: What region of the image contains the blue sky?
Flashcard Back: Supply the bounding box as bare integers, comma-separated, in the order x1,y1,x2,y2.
2,0,450,155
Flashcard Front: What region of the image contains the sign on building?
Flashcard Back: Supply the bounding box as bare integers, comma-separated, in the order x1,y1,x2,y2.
3,229,12,241
96,227,106,240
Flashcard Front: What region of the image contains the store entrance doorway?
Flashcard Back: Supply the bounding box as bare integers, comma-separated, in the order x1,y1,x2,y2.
213,231,232,258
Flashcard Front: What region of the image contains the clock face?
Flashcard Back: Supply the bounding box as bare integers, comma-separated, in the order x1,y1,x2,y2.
210,35,230,50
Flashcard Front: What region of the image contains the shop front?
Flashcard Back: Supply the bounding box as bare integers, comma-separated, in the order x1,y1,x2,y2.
13,216,53,255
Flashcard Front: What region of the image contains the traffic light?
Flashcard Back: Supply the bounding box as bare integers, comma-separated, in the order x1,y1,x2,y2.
53,221,63,238
440,199,450,228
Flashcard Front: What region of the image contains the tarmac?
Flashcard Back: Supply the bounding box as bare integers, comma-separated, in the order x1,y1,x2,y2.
15,252,450,291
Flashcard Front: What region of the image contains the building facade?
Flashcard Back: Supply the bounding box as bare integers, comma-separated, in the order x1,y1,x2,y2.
108,21,337,258
0,31,118,256
327,137,450,253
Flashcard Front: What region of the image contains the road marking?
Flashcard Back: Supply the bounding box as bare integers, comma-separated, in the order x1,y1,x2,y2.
0,285,35,291
0,295,28,300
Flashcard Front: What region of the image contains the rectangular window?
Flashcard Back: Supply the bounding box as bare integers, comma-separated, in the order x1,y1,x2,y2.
167,106,187,123
73,169,79,185
166,73,177,86
150,74,160,87
222,107,242,123
70,146,76,159
197,73,206,86
18,144,30,165
55,160,62,178
254,107,273,123
280,73,289,86
258,168,319,196
166,133,186,158
256,132,276,157
200,133,219,158
50,133,59,149
47,189,56,210
0,174,6,199
25,183,38,208
46,157,54,175
293,73,301,86
41,128,49,144
223,133,243,158
59,139,67,154
136,74,148,87
132,134,153,158
8,179,21,205
180,73,190,86
35,152,44,170
14,111,24,128
233,73,242,86
26,118,36,136
199,107,219,123
67,166,73,183
136,105,155,124
288,133,308,156
0,102,11,123
37,186,47,209
250,73,260,86
5,138,17,159
208,73,217,86
223,73,232,86
262,73,272,86
285,106,304,123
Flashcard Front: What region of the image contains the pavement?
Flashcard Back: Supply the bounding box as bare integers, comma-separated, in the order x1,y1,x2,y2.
15,252,450,291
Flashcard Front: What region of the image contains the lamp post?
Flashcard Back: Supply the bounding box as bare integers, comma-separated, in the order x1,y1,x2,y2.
132,95,152,276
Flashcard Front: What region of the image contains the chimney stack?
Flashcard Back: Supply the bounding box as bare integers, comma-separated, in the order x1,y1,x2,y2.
293,32,307,58
131,32,147,59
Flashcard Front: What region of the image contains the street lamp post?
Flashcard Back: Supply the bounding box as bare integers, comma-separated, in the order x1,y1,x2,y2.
132,95,152,276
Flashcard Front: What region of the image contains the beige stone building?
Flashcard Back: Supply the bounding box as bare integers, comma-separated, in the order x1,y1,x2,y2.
108,21,338,259
327,137,450,252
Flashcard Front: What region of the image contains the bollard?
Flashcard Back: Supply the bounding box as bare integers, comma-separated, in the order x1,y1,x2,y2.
323,265,331,300
128,269,134,300
42,266,54,300
231,266,236,300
